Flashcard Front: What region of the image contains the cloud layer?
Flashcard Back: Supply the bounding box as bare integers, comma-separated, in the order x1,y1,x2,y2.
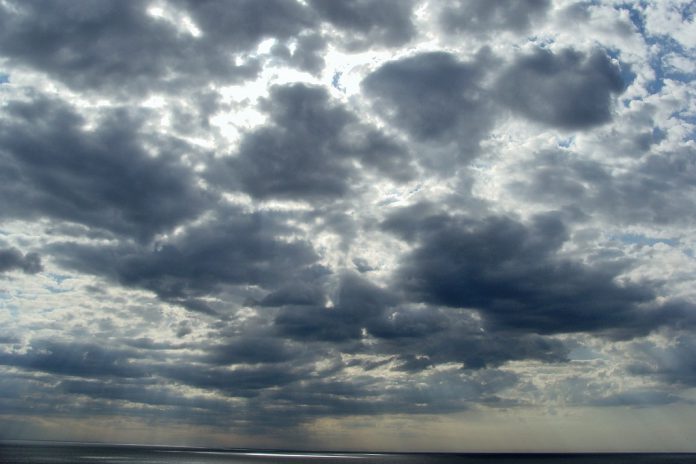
1,0,695,451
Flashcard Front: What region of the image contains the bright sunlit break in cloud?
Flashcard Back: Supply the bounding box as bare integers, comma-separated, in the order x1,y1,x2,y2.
1,0,696,453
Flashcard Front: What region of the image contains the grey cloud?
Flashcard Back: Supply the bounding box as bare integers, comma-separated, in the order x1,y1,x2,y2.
590,389,685,407
123,338,189,351
58,379,233,413
215,83,412,200
309,0,416,49
159,363,306,397
275,273,396,342
352,302,569,370
270,33,327,74
178,0,312,48
204,336,304,365
0,340,146,378
362,51,495,160
383,206,686,337
383,327,569,371
259,282,326,308
495,48,625,129
272,273,569,370
0,0,319,95
508,148,696,226
0,95,208,241
49,208,325,314
0,248,42,274
628,334,696,387
260,367,519,421
440,0,550,36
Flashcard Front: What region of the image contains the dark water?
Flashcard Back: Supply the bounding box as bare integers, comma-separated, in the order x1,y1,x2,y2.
0,443,694,464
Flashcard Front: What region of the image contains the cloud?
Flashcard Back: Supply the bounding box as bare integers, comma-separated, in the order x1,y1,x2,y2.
270,272,569,370
362,51,496,164
0,247,42,274
507,147,696,226
2,0,696,447
274,273,397,342
309,0,416,49
628,334,696,387
270,33,327,74
0,94,208,241
0,0,319,95
383,205,690,338
214,83,412,200
0,340,147,378
439,0,551,36
495,48,625,129
49,207,325,314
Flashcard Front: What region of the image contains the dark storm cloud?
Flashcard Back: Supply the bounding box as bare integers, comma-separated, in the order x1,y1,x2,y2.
508,148,696,226
383,205,689,337
0,94,207,241
0,247,42,274
495,48,625,129
216,83,412,200
309,0,416,49
362,51,495,160
439,0,551,36
49,207,325,314
0,340,146,378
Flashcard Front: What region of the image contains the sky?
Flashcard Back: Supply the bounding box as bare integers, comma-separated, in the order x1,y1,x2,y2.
1,0,696,453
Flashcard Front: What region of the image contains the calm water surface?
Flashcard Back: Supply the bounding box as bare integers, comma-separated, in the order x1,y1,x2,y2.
0,443,694,464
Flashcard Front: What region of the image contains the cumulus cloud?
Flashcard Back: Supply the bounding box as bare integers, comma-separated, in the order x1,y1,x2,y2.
363,51,495,154
49,207,325,314
310,0,416,49
214,83,412,199
0,247,42,274
439,0,551,36
383,206,692,338
495,48,626,129
0,94,208,240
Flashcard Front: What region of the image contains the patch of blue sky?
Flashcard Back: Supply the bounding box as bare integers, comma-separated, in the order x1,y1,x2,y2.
557,136,575,148
569,346,602,361
47,286,69,295
0,73,8,84
0,296,19,319
612,233,678,247
677,1,695,22
48,273,70,285
331,71,345,93
617,3,695,94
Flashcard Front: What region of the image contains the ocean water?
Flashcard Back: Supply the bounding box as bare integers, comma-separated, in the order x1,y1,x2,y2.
0,443,694,464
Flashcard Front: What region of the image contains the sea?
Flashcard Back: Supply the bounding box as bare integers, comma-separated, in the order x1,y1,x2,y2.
0,443,694,464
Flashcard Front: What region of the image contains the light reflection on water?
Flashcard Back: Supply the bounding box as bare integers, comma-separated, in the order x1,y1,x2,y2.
1,444,695,464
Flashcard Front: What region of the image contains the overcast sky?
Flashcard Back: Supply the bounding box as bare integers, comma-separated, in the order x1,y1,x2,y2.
1,0,696,452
